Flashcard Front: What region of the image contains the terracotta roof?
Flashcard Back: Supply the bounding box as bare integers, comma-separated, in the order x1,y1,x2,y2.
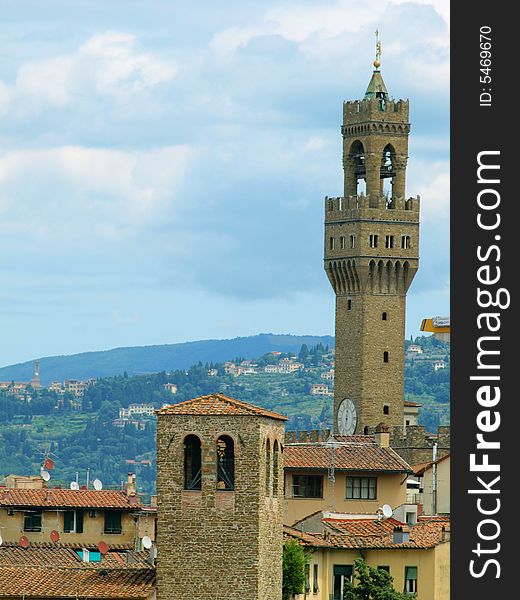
323,516,450,550
0,488,141,509
0,567,155,598
412,453,451,476
0,545,155,598
404,400,422,407
284,441,412,473
156,393,288,421
283,525,331,548
0,545,152,570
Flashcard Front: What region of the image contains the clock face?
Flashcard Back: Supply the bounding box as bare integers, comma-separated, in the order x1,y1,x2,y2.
337,398,357,435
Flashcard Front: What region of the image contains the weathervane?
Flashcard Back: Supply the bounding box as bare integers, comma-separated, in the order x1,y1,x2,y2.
374,29,382,69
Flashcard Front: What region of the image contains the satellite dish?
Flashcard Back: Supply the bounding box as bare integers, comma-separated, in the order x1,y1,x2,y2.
382,504,393,518
41,470,51,482
142,536,152,550
93,479,103,491
19,536,29,549
70,481,80,490
44,458,54,470
98,541,109,555
50,530,60,543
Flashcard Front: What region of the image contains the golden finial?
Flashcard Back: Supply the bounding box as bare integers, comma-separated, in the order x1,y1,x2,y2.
374,29,382,69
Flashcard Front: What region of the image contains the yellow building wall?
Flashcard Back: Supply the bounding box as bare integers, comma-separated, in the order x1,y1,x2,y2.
295,543,449,600
0,507,137,545
421,456,450,515
285,471,408,525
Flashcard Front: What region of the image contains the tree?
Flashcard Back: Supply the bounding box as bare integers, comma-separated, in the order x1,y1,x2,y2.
343,558,412,600
282,540,309,600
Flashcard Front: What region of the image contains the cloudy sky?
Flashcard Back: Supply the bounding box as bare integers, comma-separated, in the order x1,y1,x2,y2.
0,0,449,366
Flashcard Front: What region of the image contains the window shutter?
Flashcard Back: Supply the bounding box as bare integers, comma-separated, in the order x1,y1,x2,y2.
76,510,84,533
64,510,74,533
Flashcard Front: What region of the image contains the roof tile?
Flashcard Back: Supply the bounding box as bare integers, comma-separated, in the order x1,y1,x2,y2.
156,393,287,421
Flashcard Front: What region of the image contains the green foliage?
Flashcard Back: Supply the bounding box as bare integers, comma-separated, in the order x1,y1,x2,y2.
343,559,412,600
282,540,309,600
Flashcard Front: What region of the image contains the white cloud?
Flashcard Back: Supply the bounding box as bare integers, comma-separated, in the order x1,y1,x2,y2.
408,159,450,221
0,31,176,115
211,0,448,57
0,145,192,241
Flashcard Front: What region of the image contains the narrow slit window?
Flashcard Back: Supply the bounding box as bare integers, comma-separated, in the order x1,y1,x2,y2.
383,405,389,415
340,236,345,250
265,439,271,495
382,312,387,320
330,237,335,251
347,299,352,310
383,351,389,363
350,235,356,249
273,440,279,496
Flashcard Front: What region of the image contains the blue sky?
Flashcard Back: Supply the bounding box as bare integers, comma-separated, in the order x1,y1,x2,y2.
0,0,449,366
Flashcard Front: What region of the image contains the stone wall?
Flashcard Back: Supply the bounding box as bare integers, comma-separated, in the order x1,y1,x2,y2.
156,413,284,600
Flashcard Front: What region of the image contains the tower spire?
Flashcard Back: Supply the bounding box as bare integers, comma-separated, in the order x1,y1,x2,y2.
365,30,388,100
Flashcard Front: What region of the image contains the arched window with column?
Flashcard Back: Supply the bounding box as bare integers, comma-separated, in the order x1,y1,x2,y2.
273,440,279,496
216,435,235,491
184,435,202,490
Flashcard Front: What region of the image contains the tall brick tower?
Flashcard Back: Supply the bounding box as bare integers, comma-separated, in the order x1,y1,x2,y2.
325,42,419,435
156,393,286,600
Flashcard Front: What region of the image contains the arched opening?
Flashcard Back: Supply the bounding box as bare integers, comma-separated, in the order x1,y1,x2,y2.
184,435,202,490
383,351,389,363
381,144,396,204
382,311,387,321
273,440,279,496
216,435,234,491
265,438,271,495
349,140,366,195
364,426,369,435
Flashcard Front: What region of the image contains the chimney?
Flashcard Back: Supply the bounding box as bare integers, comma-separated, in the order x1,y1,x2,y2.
374,423,390,447
392,526,410,544
126,473,136,497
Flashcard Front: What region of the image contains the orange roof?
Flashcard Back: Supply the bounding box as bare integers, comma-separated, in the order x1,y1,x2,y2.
412,453,450,476
0,488,141,509
284,441,411,473
0,567,155,598
283,525,331,548
156,393,288,421
0,544,155,598
404,400,422,407
285,515,450,551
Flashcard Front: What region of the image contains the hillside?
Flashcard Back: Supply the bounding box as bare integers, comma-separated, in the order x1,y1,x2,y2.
0,337,449,497
0,334,334,385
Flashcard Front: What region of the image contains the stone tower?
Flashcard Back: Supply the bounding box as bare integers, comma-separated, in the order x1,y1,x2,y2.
156,393,287,600
325,54,419,435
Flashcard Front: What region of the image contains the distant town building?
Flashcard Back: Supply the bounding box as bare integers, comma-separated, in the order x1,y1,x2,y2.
163,383,178,394
310,384,332,396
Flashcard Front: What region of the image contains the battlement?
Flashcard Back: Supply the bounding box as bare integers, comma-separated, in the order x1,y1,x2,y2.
324,194,420,221
343,98,409,124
